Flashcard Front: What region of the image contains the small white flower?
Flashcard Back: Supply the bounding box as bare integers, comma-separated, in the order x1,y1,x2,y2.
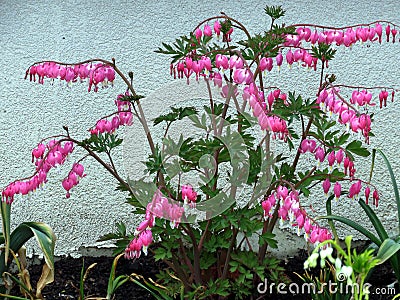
320,246,332,259
320,246,335,264
308,252,320,268
335,257,342,270
341,265,353,277
304,260,309,269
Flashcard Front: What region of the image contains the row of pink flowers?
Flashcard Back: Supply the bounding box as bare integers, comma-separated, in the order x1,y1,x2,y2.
317,88,372,143
26,62,115,92
286,23,396,48
2,90,134,203
262,186,332,244
2,140,75,204
89,93,133,135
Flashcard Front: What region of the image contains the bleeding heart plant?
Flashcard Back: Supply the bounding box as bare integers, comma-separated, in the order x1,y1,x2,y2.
2,4,400,299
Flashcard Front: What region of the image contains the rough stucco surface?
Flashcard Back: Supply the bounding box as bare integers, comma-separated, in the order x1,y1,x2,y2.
1,0,400,257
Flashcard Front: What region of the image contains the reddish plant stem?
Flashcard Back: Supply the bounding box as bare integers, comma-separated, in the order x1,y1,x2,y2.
170,255,191,289
294,167,317,190
180,224,202,285
178,238,194,274
70,137,133,194
328,83,360,114
193,13,252,40
198,219,211,252
221,227,238,281
88,110,132,129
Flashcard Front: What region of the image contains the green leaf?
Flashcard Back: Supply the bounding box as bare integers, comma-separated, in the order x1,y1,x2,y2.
311,43,337,61
319,215,381,246
374,149,400,232
107,253,129,299
346,140,370,157
325,197,339,241
98,222,127,242
153,106,197,126
1,201,11,264
358,199,389,242
247,146,262,184
154,247,172,261
130,275,174,300
335,133,350,146
264,5,286,19
376,238,400,265
0,222,56,282
259,232,278,249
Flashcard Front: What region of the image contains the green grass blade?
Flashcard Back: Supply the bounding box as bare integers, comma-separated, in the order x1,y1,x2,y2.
326,196,339,242
390,253,400,282
0,233,5,246
3,271,33,296
319,215,381,246
376,238,400,264
111,275,129,295
358,199,389,241
375,149,400,233
107,253,127,299
1,202,11,266
0,294,30,300
130,277,172,300
79,260,85,300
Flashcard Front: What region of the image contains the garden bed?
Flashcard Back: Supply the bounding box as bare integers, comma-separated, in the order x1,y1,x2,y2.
13,249,398,300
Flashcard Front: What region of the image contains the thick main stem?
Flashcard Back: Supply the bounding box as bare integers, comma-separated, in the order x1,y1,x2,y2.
181,224,202,285
221,228,238,280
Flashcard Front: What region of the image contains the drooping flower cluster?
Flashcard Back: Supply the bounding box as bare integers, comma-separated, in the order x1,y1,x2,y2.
262,186,332,245
2,88,135,203
125,186,196,259
124,229,153,260
298,137,380,205
300,138,354,175
288,23,399,49
244,84,289,140
323,178,379,207
147,190,185,229
176,23,399,80
317,88,372,143
171,48,291,140
194,21,233,42
285,48,318,70
26,61,115,92
61,163,86,198
298,135,381,206
89,92,133,135
2,140,75,204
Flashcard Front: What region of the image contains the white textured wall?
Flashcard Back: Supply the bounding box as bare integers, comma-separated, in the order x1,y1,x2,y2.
1,0,400,257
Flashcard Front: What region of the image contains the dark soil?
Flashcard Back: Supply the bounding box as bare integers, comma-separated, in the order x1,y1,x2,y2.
13,254,164,300
9,249,399,300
